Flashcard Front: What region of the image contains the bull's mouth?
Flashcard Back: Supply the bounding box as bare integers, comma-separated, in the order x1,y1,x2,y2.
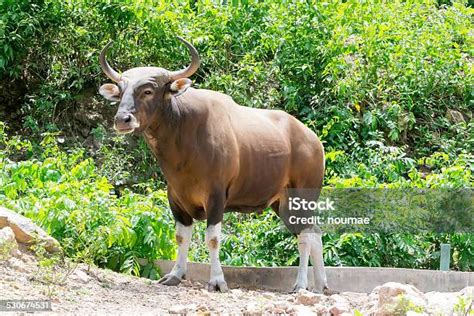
115,127,135,134
113,115,140,134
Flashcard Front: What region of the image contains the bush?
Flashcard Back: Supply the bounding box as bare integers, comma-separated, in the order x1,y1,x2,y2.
1,1,473,274
0,122,175,278
1,124,472,271
1,1,472,156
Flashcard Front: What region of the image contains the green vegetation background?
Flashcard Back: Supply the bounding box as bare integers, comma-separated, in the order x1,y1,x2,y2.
0,0,472,277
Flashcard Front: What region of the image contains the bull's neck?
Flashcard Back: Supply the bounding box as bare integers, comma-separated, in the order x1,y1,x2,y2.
142,96,187,171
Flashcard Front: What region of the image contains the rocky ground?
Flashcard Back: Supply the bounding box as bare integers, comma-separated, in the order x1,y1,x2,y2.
1,247,473,315
0,207,473,315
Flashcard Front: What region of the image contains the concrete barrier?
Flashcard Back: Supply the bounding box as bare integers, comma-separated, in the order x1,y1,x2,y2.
151,260,473,293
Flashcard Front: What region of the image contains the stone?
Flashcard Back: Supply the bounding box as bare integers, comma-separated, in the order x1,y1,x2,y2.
196,303,209,312
446,109,465,124
7,257,29,273
363,282,427,315
296,289,322,306
459,286,474,297
0,226,18,258
425,291,459,315
313,303,329,314
274,300,292,310
329,294,351,314
0,206,61,253
0,226,16,244
231,288,244,296
169,304,193,314
329,304,351,316
72,269,91,283
261,291,274,299
244,302,262,315
293,305,317,315
265,300,294,314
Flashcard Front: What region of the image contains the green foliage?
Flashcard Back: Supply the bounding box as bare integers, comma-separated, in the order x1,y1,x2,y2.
1,1,472,156
1,0,473,275
0,123,175,277
1,122,473,272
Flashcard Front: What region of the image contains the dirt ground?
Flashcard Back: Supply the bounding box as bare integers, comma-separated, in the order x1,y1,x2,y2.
0,248,471,315
0,249,370,315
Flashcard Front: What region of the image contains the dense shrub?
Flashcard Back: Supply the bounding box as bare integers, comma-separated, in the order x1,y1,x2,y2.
1,1,472,156
1,125,472,272
0,1,473,274
0,123,175,278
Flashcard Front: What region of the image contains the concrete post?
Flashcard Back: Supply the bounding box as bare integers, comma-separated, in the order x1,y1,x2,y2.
440,243,451,271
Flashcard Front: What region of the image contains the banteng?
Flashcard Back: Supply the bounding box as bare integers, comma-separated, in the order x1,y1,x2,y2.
99,37,330,293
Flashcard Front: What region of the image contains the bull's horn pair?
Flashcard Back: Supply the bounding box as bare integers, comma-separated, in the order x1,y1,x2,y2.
99,36,200,82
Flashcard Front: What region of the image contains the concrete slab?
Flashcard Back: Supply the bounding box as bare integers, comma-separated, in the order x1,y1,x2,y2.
151,260,473,293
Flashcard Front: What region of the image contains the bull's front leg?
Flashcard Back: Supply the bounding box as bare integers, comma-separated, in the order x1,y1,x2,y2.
205,192,228,292
158,221,193,286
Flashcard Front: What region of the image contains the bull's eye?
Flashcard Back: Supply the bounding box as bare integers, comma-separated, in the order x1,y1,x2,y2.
144,90,152,95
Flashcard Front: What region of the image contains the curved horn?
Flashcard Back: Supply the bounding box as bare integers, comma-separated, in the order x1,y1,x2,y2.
169,36,200,80
100,41,121,82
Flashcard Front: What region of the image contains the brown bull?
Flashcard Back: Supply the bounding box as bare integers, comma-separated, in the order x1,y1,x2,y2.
99,37,329,293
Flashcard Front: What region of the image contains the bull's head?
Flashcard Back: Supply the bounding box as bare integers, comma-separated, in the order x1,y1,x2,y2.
98,37,200,134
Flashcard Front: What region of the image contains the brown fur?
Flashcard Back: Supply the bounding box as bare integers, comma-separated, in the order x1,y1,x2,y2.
100,68,324,230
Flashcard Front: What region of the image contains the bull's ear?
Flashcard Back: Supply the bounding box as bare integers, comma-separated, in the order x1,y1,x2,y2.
170,78,192,96
99,83,120,101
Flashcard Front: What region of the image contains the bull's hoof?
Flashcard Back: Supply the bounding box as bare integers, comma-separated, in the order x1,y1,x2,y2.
323,286,339,296
158,274,182,286
206,279,229,292
291,284,307,293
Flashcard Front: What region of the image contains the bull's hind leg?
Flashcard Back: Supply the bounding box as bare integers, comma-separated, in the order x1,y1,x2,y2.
274,189,329,293
308,229,328,292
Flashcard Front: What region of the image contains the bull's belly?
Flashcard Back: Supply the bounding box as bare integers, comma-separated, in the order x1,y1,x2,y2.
171,172,286,220
224,174,286,213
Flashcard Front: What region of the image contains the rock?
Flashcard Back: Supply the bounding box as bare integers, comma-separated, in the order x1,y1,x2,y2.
7,257,29,273
446,109,465,124
313,303,329,314
0,226,16,244
425,291,459,315
196,303,209,312
264,300,294,314
459,286,474,297
180,279,193,287
10,248,22,258
293,304,316,315
71,269,91,283
274,300,292,310
261,291,274,299
364,282,427,315
244,302,262,315
329,304,350,316
0,226,18,258
169,304,195,314
231,288,244,296
200,289,211,298
296,289,322,306
0,206,61,253
328,294,351,315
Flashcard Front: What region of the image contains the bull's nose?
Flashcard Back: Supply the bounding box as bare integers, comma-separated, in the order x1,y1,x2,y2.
115,112,132,124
